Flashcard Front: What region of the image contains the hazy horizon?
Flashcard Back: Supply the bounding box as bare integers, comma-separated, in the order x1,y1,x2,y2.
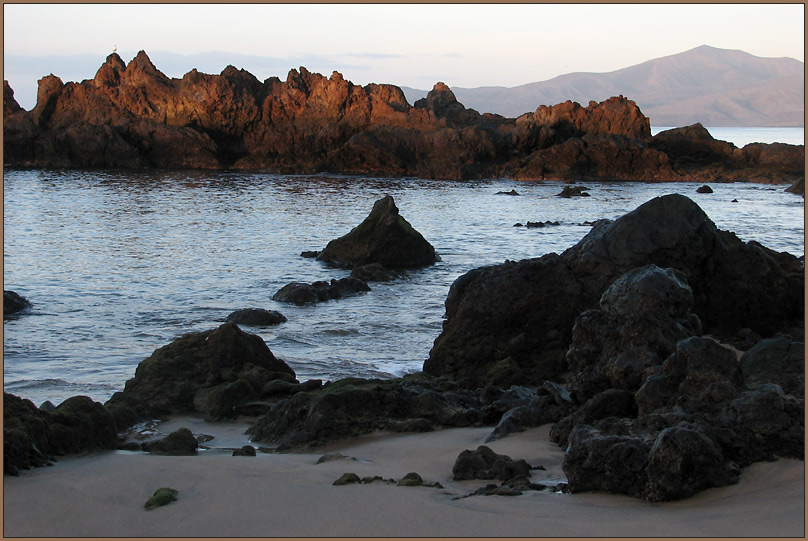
3,3,804,111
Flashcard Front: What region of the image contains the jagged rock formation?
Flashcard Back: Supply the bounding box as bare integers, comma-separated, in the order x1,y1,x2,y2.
3,51,803,183
316,195,439,268
424,194,804,388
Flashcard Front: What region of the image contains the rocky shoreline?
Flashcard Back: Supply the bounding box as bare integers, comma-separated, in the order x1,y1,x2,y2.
3,51,805,189
4,194,803,503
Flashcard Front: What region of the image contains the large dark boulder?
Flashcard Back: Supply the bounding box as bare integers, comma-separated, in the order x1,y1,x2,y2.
739,337,804,397
226,308,287,326
4,393,118,475
105,322,295,428
425,194,803,388
316,195,439,268
452,445,532,481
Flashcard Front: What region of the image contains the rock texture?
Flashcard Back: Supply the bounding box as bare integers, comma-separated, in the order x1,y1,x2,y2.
4,393,119,475
424,194,803,388
316,195,439,268
104,322,297,428
4,52,803,183
272,277,370,304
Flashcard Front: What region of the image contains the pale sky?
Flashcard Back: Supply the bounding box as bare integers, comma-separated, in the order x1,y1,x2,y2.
3,3,805,110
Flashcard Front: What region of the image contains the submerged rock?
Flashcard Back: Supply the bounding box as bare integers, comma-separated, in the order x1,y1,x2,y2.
557,185,590,197
316,195,439,268
4,290,31,317
272,277,370,304
226,308,287,326
696,184,713,193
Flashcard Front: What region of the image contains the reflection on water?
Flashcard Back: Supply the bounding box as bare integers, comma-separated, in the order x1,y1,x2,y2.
3,169,805,405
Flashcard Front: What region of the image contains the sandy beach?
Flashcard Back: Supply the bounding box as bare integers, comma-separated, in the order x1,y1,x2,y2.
3,419,804,538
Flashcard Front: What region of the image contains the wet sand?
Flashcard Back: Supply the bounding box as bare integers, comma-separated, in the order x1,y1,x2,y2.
3,422,804,537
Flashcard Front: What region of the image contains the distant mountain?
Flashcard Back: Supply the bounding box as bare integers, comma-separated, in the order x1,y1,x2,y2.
400,46,804,127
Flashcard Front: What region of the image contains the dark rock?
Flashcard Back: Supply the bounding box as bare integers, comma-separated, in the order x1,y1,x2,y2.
452,445,532,481
226,308,287,326
105,322,295,430
397,472,424,486
144,488,178,510
426,195,804,388
565,265,702,402
739,337,804,397
525,220,560,228
4,290,32,317
300,250,321,258
247,373,492,450
785,178,804,196
316,195,439,268
696,184,713,193
333,472,361,485
205,379,257,421
262,378,322,398
272,277,370,305
557,185,590,197
550,388,637,448
142,427,198,456
495,189,520,196
232,445,256,456
349,263,404,282
4,393,119,474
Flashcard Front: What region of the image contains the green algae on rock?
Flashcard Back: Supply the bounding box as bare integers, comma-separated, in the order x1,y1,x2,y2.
144,487,179,510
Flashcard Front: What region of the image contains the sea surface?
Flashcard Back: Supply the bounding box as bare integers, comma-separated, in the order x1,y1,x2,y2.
4,150,805,406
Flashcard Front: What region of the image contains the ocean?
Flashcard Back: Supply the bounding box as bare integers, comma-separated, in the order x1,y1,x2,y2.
3,129,805,406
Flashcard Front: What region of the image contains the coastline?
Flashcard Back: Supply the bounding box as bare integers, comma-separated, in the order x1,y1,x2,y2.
3,421,804,537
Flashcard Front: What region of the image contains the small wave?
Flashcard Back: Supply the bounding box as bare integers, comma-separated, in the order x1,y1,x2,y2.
316,328,361,336
4,378,118,393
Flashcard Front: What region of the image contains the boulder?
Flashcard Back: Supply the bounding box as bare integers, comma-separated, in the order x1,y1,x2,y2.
349,263,403,282
272,277,370,304
226,308,287,326
696,184,713,193
4,290,32,317
557,185,590,197
4,393,118,475
316,196,439,268
105,322,295,429
452,445,532,482
739,337,804,397
142,427,198,455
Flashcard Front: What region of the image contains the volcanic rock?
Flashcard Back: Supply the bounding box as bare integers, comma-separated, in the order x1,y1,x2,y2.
104,322,296,429
4,290,32,317
4,393,118,475
6,53,800,182
316,195,439,268
452,445,532,482
272,277,370,304
142,427,198,455
226,308,287,326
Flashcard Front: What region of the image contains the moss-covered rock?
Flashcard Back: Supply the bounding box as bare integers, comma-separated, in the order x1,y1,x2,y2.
4,392,119,475
144,487,178,510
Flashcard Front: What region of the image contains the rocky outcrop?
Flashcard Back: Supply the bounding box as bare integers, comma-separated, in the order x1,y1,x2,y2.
452,445,532,481
4,393,119,475
104,322,297,427
424,194,803,388
316,195,439,268
5,53,802,183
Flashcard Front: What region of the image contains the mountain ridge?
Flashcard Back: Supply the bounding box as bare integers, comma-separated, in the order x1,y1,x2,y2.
401,45,804,127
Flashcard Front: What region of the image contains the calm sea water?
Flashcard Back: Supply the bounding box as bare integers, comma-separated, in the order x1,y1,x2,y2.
4,163,805,406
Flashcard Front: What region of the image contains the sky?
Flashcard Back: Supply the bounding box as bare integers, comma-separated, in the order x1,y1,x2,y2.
3,3,805,110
